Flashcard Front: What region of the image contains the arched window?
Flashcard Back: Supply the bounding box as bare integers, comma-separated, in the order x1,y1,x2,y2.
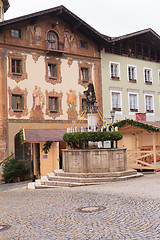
47,31,58,50
15,132,31,161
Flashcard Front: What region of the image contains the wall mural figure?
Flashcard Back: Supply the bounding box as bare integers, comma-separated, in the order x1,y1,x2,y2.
32,85,43,110
66,89,76,109
30,86,44,120
26,25,42,46
66,90,77,120
64,30,77,51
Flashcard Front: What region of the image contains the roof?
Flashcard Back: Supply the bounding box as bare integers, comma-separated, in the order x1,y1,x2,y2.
106,28,160,43
23,129,67,143
0,5,108,48
2,0,10,13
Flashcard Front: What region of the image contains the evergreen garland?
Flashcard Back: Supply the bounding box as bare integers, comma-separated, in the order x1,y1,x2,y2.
63,131,123,149
113,119,160,132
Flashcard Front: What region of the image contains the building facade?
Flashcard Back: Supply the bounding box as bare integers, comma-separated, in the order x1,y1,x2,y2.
0,4,106,176
101,29,160,122
2,2,160,177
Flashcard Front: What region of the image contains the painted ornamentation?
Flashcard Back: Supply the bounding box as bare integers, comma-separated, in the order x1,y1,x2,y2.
30,86,44,120
31,52,40,63
26,25,42,46
64,30,77,51
66,90,77,120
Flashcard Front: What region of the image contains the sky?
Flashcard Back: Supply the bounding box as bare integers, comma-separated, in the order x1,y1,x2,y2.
4,0,160,37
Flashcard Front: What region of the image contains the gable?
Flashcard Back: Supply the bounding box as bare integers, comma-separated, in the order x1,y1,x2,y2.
0,5,107,49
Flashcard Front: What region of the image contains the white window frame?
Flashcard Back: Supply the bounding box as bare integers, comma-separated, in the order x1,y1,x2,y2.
144,67,153,84
127,65,137,82
110,61,120,80
128,92,139,115
110,89,122,114
144,93,154,114
158,70,160,85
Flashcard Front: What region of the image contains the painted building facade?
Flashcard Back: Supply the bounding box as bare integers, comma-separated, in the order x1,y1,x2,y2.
0,4,106,176
101,29,160,122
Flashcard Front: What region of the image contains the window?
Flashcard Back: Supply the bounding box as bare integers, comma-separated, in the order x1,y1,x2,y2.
12,94,24,111
78,62,92,88
144,68,152,84
12,59,22,74
45,58,61,85
129,93,138,112
111,91,121,111
48,64,57,79
47,31,58,50
11,29,21,38
45,90,63,119
110,62,120,79
128,65,137,82
8,86,28,118
80,40,88,49
8,53,27,83
81,67,89,82
145,95,154,113
82,98,87,112
49,97,59,112
79,93,87,117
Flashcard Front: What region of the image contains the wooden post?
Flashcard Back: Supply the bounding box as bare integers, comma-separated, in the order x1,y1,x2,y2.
135,133,140,161
153,132,157,168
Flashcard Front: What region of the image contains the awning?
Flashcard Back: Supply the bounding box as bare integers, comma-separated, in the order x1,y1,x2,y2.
23,129,67,143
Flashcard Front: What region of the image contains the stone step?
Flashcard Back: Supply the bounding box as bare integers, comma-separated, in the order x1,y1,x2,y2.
47,175,118,183
35,184,61,189
43,172,143,187
28,170,143,189
118,172,143,181
44,180,90,187
53,169,137,178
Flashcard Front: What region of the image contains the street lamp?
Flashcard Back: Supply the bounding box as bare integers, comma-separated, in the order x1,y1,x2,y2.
110,109,116,149
110,109,115,124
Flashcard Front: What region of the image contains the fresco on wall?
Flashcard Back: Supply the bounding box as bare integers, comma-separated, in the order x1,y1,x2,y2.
66,90,77,120
64,31,77,51
26,25,42,46
30,86,44,120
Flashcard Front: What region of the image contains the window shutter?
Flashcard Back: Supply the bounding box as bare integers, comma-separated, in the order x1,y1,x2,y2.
12,95,16,109
48,65,51,77
21,96,24,110
49,97,51,111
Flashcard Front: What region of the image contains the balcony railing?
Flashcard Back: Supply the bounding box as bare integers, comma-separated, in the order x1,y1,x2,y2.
45,40,64,53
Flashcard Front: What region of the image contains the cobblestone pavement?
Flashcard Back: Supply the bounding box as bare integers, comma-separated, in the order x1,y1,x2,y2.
0,173,160,240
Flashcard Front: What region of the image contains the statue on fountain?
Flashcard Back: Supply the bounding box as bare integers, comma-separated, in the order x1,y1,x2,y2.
84,83,98,113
